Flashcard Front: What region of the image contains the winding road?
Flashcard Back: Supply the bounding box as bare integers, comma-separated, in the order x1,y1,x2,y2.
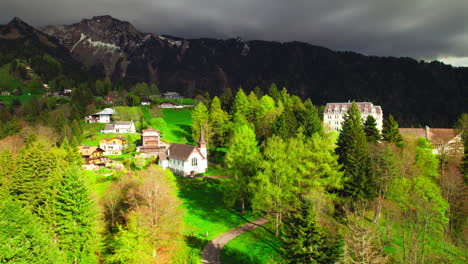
201,216,269,264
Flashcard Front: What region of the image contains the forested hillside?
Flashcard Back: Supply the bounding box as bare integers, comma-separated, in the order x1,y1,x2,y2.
1,81,466,263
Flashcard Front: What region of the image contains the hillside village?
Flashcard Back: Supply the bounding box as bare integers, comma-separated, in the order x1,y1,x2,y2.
0,59,466,264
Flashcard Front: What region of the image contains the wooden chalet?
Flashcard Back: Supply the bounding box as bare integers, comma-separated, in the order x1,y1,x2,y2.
78,146,108,166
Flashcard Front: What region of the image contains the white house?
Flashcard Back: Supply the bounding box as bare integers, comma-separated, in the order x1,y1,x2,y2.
101,121,136,133
323,102,383,132
141,98,151,106
85,108,114,123
158,131,207,176
159,101,183,109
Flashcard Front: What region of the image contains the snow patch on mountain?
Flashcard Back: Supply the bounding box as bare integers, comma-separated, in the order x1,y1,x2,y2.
71,33,87,52
85,37,120,52
241,43,250,56
158,35,182,47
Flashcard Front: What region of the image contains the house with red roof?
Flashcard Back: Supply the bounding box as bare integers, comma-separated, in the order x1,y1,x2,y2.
399,126,463,155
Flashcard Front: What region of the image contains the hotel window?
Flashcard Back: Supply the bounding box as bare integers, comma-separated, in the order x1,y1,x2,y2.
192,157,198,166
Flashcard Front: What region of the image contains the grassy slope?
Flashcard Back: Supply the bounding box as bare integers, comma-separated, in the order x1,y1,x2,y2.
0,63,40,104
161,108,193,144
176,177,256,262
221,222,284,264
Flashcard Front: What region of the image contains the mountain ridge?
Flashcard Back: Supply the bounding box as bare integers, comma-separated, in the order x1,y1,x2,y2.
2,16,467,127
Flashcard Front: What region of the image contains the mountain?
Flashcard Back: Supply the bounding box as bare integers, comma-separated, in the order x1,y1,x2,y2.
7,15,467,127
0,17,91,81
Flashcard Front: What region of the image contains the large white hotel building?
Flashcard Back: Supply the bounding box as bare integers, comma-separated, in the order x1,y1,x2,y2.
324,102,383,132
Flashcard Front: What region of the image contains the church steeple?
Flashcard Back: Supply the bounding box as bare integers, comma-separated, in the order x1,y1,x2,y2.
198,128,207,157
198,128,206,148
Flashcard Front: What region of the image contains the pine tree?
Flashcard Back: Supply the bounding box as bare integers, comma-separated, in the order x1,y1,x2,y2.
219,87,233,112
209,96,230,147
255,95,280,140
0,149,15,199
282,200,342,264
364,115,381,143
382,114,403,147
336,102,374,201
0,198,66,263
268,83,280,102
455,113,468,180
70,119,83,144
232,88,250,117
53,168,98,263
302,99,323,137
192,101,211,144
11,143,60,210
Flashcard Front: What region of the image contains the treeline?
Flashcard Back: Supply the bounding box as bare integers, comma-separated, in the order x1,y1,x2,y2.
191,84,322,149
0,138,99,263
197,87,467,263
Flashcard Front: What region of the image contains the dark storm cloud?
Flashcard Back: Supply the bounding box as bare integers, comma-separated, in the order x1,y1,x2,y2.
1,0,468,64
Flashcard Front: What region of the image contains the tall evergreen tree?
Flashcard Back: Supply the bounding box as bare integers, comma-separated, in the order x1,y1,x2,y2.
455,113,468,181
209,96,230,147
191,101,211,145
11,143,59,210
219,87,233,112
382,114,403,148
282,200,342,264
336,102,374,201
255,95,281,140
53,168,98,263
232,88,250,117
0,198,66,263
364,115,381,143
268,83,281,102
0,150,15,199
302,99,323,137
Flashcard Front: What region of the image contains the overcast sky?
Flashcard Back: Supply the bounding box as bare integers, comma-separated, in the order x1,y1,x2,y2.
2,0,468,66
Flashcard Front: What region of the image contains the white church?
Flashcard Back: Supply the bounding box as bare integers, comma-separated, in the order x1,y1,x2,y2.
158,131,208,176
324,102,383,132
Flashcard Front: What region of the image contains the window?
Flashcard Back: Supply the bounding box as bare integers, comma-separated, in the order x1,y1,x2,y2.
192,157,198,166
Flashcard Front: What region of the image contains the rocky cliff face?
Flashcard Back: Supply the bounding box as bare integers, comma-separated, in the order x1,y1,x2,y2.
42,15,189,83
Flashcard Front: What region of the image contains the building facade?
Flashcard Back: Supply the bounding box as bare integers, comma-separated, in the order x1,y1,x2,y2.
78,146,108,166
137,128,167,154
101,121,136,133
399,127,463,155
158,131,208,176
324,102,383,132
85,108,114,123
99,137,127,155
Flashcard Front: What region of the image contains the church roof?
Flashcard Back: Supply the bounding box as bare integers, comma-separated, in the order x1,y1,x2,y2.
167,143,205,161
95,108,114,115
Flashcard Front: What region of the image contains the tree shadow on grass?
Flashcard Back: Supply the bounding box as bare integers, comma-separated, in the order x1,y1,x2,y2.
177,177,255,241
168,124,193,143
221,223,284,264
185,234,209,250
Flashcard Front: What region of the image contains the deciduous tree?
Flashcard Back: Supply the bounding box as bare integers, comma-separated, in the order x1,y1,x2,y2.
225,125,259,214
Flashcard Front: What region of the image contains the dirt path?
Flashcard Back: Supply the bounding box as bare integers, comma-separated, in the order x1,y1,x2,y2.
201,216,269,264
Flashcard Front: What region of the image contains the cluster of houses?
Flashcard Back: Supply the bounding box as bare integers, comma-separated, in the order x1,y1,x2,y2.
324,101,463,156
76,99,462,176
79,104,207,176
